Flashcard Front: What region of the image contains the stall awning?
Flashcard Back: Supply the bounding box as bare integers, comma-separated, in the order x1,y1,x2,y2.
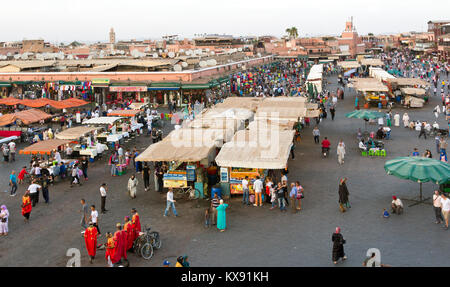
107,109,141,117
128,102,148,110
0,108,53,126
215,130,295,169
109,86,147,92
0,82,11,87
55,126,99,140
181,83,211,90
0,97,22,105
92,78,110,87
83,116,122,125
135,138,216,162
19,139,70,155
401,87,426,96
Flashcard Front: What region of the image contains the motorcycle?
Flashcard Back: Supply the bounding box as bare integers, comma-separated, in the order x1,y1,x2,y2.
322,147,330,158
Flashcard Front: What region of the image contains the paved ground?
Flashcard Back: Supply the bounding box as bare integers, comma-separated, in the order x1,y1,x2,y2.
0,73,449,267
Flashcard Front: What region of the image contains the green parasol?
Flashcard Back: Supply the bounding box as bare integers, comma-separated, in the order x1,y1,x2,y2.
384,157,450,206
345,110,385,120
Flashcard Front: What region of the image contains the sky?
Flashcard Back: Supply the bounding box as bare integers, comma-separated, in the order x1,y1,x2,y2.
1,0,449,43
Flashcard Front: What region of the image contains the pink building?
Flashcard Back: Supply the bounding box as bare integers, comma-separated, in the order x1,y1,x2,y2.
338,18,364,57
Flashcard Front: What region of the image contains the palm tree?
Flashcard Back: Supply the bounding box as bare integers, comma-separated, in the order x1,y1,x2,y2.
285,27,299,39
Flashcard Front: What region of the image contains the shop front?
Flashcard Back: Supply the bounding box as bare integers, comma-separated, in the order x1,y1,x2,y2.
147,82,181,106
108,85,148,105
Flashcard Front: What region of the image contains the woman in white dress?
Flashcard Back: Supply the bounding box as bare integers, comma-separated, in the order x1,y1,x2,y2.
0,205,9,236
402,113,410,128
393,113,400,127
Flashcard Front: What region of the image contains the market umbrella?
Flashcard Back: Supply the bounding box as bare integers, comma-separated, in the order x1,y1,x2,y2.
345,110,385,120
384,157,450,206
345,109,385,131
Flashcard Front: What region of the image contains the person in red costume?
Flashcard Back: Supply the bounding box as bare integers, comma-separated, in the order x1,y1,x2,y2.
84,222,98,264
112,223,127,264
105,232,115,267
123,216,135,251
131,208,141,233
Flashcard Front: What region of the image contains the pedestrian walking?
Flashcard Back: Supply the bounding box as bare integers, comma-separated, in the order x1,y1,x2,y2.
21,191,32,222
433,191,444,224
80,198,89,230
8,141,15,162
109,152,119,176
338,178,350,212
41,175,50,203
440,193,450,230
89,205,101,235
164,188,178,217
439,138,448,157
330,106,336,121
81,156,89,181
9,170,17,196
210,193,220,225
393,112,400,127
242,176,249,205
70,164,82,187
418,123,427,139
402,113,410,128
275,182,287,212
127,174,138,199
289,183,300,213
253,176,263,207
0,205,9,236
99,183,108,214
216,199,229,232
84,222,98,264
142,163,150,192
313,126,320,144
332,227,347,264
337,140,346,165
27,180,41,207
2,144,9,162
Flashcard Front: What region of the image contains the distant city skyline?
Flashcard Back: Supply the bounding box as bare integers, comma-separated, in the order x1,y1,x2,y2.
1,0,449,43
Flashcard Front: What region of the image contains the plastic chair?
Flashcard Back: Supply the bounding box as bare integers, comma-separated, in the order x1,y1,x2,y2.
361,150,368,157
369,150,375,156
380,149,387,157
375,150,381,156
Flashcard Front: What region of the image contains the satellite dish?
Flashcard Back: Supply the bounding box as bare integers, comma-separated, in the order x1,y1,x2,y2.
181,62,188,68
67,54,74,60
210,51,215,55
206,59,217,66
257,52,261,57
186,50,192,56
14,54,20,60
237,47,242,52
168,51,175,58
144,47,150,52
205,48,210,52
199,61,207,68
173,64,182,71
179,49,185,53
6,52,12,57
164,49,168,53
21,54,28,60
152,53,158,58
87,55,93,59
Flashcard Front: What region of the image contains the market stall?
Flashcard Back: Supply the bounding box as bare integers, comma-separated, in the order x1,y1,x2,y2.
55,126,106,159
83,116,129,146
305,64,324,94
215,129,295,195
350,78,389,107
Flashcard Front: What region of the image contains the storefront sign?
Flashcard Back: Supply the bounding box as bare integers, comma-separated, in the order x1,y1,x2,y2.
164,180,187,188
163,171,187,181
109,86,147,92
186,165,196,181
220,167,229,183
92,79,110,87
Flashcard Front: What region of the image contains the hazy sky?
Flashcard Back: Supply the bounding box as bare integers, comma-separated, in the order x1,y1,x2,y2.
2,0,449,43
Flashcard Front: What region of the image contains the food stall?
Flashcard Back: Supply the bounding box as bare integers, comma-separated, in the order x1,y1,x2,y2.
82,116,127,147
19,139,77,176
350,78,390,107
135,134,218,198
0,108,53,141
107,109,144,135
55,126,106,159
401,88,427,108
215,129,295,195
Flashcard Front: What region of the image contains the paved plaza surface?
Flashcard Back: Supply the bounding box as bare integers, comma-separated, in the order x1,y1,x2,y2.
0,74,449,267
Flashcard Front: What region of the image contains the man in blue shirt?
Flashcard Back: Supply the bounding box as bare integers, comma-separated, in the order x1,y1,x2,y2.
412,148,420,156
9,170,17,196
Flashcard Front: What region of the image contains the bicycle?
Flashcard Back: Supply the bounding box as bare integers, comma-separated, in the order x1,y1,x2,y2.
133,226,162,260
174,185,200,200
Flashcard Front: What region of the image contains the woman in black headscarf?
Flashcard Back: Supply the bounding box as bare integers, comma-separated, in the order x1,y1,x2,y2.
338,178,350,212
332,227,347,264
